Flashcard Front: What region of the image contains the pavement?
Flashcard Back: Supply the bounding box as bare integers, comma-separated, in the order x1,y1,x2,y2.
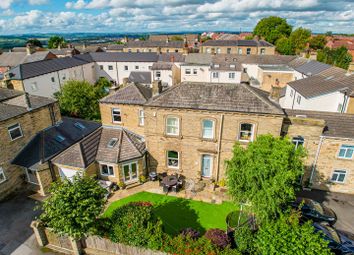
0,190,58,255
297,189,354,235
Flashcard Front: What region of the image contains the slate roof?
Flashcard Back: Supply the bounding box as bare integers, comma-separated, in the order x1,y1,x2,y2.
100,83,152,105
202,40,274,47
106,44,125,51
211,55,244,71
146,82,284,115
7,57,91,80
293,60,331,76
127,40,184,48
287,70,354,98
87,52,159,62
151,62,174,70
184,53,213,65
11,117,101,169
128,72,152,84
0,51,55,68
0,88,23,102
158,53,185,63
0,93,56,121
95,127,146,164
285,109,354,139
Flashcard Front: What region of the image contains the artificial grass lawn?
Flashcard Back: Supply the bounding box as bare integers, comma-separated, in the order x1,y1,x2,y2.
104,191,238,236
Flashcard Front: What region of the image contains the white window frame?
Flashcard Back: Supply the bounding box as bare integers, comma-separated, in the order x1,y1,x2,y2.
330,170,347,183
185,69,191,75
338,145,354,159
260,48,265,55
167,151,179,169
202,119,215,139
112,108,121,123
100,164,115,177
139,109,145,126
8,123,23,141
292,136,305,149
166,116,179,136
239,123,254,142
246,48,251,55
212,72,219,79
238,48,242,54
156,71,161,78
201,154,213,177
25,168,39,185
227,48,232,54
206,48,211,53
216,48,221,54
122,161,139,183
0,167,6,184
229,72,235,79
31,82,38,91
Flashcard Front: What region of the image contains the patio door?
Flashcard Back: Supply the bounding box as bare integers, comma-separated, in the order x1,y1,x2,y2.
122,162,138,183
201,155,212,177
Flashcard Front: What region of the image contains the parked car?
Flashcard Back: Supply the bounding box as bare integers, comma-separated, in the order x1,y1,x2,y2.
313,222,354,255
291,197,337,224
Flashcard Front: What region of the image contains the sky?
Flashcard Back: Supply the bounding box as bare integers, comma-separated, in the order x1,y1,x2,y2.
0,0,353,35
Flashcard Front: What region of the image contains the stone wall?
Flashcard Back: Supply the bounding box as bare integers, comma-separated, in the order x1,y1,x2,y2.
0,103,60,200
144,107,283,180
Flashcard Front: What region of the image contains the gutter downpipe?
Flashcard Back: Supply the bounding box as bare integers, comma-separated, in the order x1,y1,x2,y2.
216,114,224,182
309,135,324,185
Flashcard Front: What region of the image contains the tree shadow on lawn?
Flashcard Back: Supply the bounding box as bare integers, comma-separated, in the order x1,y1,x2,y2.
153,199,205,236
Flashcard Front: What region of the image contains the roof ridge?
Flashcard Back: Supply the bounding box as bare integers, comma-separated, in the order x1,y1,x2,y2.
121,128,143,157
116,129,124,163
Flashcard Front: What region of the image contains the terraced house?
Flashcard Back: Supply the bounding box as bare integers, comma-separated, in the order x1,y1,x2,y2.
99,81,284,182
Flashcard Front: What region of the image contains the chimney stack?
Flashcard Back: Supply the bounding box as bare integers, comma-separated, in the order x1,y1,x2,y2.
170,55,175,63
166,36,170,44
152,80,162,97
25,92,32,111
26,43,34,55
269,85,282,102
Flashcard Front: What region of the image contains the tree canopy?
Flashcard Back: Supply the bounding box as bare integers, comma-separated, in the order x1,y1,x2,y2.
226,135,306,223
289,27,312,54
55,79,109,120
276,37,295,55
253,16,292,44
48,35,67,49
26,38,42,48
40,175,106,239
309,35,327,50
255,212,332,255
317,46,352,70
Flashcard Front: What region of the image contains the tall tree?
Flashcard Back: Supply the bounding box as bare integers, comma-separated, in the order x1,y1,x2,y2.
253,16,292,44
40,175,106,239
255,212,332,255
317,46,352,69
26,38,42,48
309,35,327,50
55,80,108,120
289,27,312,54
48,35,67,49
226,135,306,223
276,37,295,55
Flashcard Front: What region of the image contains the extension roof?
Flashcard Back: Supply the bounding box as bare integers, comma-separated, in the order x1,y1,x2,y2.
100,83,152,105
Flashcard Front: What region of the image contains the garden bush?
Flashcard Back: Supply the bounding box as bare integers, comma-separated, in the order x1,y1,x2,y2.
180,228,200,239
109,202,164,248
204,228,231,249
162,235,218,255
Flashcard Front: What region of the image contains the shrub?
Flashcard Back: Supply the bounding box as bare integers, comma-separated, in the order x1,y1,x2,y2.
180,228,200,239
234,224,256,254
204,228,231,249
162,235,218,255
109,202,164,248
139,175,147,183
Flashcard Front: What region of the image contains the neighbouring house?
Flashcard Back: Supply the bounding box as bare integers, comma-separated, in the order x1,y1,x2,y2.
51,125,146,186
106,44,125,52
48,46,81,58
99,81,284,181
0,88,60,200
0,44,57,75
284,110,354,194
124,40,187,54
200,40,275,55
280,66,354,113
326,38,354,58
216,33,241,41
148,34,200,49
3,56,96,98
11,117,101,196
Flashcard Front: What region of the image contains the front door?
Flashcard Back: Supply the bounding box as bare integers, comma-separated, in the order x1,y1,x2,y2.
201,155,212,177
123,162,138,182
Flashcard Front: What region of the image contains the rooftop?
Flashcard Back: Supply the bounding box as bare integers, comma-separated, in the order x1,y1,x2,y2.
128,71,152,84
259,65,294,72
100,83,152,105
0,51,56,68
202,39,274,47
126,40,185,48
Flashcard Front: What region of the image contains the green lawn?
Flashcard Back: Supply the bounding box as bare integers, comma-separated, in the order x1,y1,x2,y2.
104,192,238,235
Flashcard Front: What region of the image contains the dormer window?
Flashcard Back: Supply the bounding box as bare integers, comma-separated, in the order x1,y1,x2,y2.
107,138,118,148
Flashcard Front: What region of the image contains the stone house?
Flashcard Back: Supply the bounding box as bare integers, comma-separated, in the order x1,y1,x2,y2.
0,88,59,200
11,117,101,196
99,81,284,181
200,40,275,55
284,110,354,194
124,40,188,54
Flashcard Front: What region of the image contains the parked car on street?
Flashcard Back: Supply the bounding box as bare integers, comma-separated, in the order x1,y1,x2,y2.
291,197,337,224
313,222,354,255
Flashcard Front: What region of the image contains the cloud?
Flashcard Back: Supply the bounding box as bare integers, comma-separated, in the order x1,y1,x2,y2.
28,0,49,5
0,0,13,9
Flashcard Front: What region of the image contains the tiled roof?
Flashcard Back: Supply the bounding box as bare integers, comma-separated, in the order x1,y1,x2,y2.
294,60,332,76
184,53,213,65
106,44,125,51
288,70,354,98
127,40,184,48
100,83,152,105
285,109,354,139
158,53,185,63
146,82,284,115
95,126,146,164
0,51,54,68
151,62,174,70
8,57,91,80
202,40,274,47
128,71,152,84
0,93,56,121
11,117,101,169
0,88,23,102
87,52,159,62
